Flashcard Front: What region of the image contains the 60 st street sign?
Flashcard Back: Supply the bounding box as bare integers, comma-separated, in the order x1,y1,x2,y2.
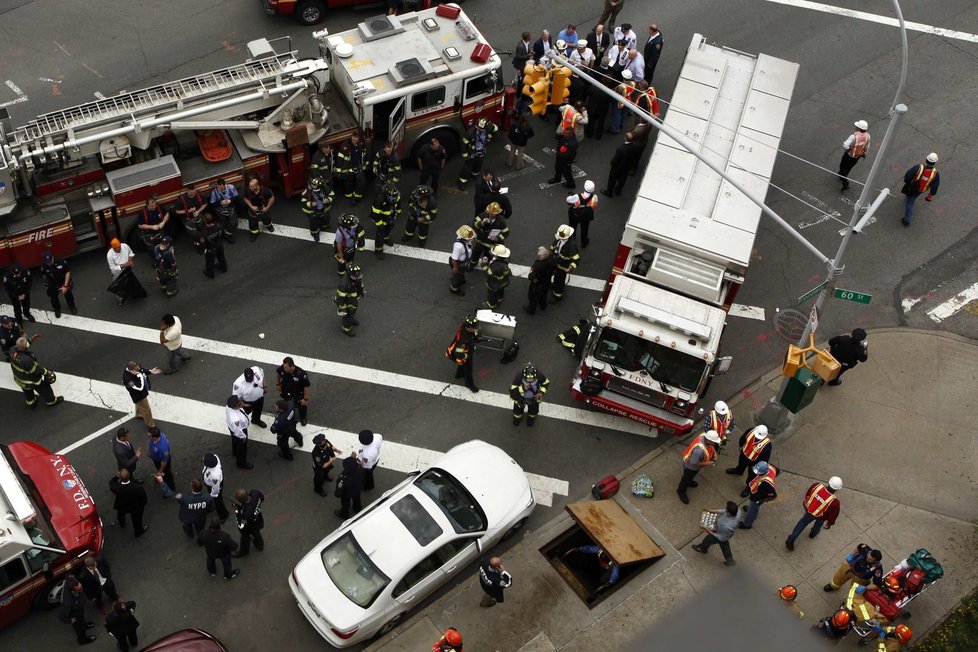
834,288,873,304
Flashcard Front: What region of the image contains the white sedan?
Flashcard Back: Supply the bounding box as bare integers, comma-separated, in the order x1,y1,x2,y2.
289,440,535,647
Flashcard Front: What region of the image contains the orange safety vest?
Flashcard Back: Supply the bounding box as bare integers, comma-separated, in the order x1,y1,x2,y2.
616,82,635,107
804,482,838,517
912,165,937,194
748,466,777,494
559,105,579,133
682,435,716,464
634,87,659,116
708,411,733,442
847,131,870,158
741,430,770,461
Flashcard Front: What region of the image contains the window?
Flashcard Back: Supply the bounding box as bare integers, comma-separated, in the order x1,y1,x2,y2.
464,73,494,101
392,554,442,598
411,87,446,112
320,533,391,609
414,469,487,534
432,538,479,565
389,494,443,547
0,558,28,592
593,329,706,393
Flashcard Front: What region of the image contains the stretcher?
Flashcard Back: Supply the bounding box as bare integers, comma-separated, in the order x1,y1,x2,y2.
849,556,941,645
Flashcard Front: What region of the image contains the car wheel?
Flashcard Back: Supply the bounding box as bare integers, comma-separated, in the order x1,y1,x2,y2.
32,578,65,610
501,517,528,541
409,128,459,168
296,0,326,26
377,613,404,636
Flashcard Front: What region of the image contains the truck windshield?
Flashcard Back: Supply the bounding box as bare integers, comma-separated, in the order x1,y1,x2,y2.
594,329,706,393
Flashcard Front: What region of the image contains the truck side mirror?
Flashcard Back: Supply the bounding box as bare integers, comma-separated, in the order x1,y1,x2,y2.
713,356,733,375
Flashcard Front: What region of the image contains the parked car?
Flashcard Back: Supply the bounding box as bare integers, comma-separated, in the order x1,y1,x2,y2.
261,0,463,26
139,628,228,651
288,440,534,647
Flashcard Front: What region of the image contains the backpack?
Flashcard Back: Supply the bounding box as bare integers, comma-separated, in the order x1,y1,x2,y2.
591,475,619,500
903,567,927,594
500,341,520,364
864,588,901,620
907,548,944,582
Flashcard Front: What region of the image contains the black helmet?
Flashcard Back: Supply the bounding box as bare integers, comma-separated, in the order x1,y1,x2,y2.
415,184,432,197
464,315,478,327
347,263,362,278
310,176,323,189
384,182,398,197
340,213,358,227
522,363,538,381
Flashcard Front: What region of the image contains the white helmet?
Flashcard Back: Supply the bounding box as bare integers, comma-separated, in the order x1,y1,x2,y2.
704,430,721,444
584,180,595,193
752,424,768,439
491,244,511,259
854,119,868,130
556,224,574,240
926,152,939,164
577,39,588,48
556,39,567,51
714,400,729,415
621,69,633,80
828,476,843,491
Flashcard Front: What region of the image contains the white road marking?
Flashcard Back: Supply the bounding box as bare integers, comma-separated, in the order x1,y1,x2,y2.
497,145,545,182
0,80,28,108
2,304,657,437
901,296,923,313
926,282,978,323
728,304,766,321
797,214,831,230
837,195,876,236
764,0,978,43
0,368,567,506
538,146,589,189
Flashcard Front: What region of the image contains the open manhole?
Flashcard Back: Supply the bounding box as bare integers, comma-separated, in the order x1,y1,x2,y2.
773,308,809,342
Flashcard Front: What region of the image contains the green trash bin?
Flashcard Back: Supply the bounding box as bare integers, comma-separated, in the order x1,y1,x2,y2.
780,367,823,414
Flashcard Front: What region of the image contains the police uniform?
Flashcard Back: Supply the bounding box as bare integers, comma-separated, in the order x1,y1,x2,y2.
11,343,62,407
2,265,33,324
484,248,511,310
373,148,402,186
334,215,366,275
510,364,549,426
276,362,312,425
0,316,23,361
150,239,179,297
457,120,498,187
232,366,267,427
40,253,77,317
335,137,366,202
311,434,337,496
371,184,401,259
270,400,302,460
301,178,334,242
234,489,265,556
549,227,580,302
335,266,365,336
401,185,438,247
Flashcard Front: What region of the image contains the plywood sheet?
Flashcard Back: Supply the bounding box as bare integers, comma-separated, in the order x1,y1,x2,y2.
566,500,665,566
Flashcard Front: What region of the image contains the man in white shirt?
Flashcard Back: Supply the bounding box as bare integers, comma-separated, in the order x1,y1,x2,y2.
202,453,229,521
225,396,253,469
160,314,192,375
233,366,268,428
357,430,383,491
106,237,142,306
613,23,637,51
570,40,595,68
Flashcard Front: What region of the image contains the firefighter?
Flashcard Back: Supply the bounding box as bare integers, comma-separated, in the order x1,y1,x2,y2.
10,337,63,407
632,80,660,123
242,175,276,242
446,315,480,392
676,430,720,504
2,264,33,325
549,224,580,302
874,624,912,651
432,627,464,652
335,133,366,203
209,179,239,243
457,117,498,188
401,184,438,247
151,236,179,297
334,213,366,276
40,252,77,318
449,226,476,296
335,264,365,337
824,543,883,592
838,119,870,191
310,141,335,186
524,247,554,315
472,202,509,263
172,183,207,236
556,319,588,357
370,182,402,259
199,212,228,278
510,363,549,427
567,180,598,248
373,141,401,186
816,608,853,640
725,424,771,496
484,245,512,310
704,400,735,448
137,194,171,247
301,176,334,243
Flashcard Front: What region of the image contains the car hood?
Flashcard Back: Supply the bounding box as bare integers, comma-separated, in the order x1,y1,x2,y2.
293,546,367,632
437,441,532,527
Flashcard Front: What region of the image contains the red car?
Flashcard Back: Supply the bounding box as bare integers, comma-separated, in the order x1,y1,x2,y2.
261,0,465,26
140,629,228,652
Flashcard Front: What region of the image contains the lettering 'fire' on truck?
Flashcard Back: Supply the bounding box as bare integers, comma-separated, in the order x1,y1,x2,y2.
0,442,102,628
571,34,799,436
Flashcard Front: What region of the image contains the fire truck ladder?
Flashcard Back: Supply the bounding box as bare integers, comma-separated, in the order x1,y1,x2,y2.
11,53,304,148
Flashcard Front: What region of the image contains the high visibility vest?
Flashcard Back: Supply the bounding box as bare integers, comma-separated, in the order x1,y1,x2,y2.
708,411,733,441
682,435,715,464
848,132,870,158
560,105,579,133
741,430,770,461
748,466,777,494
804,482,838,518
912,165,937,194
615,82,635,106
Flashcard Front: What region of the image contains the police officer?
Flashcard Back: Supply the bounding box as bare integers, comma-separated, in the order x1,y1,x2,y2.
301,176,334,243
457,118,498,188
370,182,401,259
524,247,554,315
209,178,240,243
336,263,365,337
472,202,509,263
567,180,598,248
232,366,268,428
2,264,34,324
10,337,63,407
510,363,549,426
242,175,276,242
157,476,214,538
335,133,366,203
276,357,311,426
270,399,303,460
232,487,265,557
150,236,178,297
401,184,438,247
198,211,227,278
311,434,340,496
310,141,335,186
548,128,578,189
373,140,401,186
40,251,77,317
484,245,511,310
449,226,476,296
334,213,366,276
446,316,480,392
202,453,230,522
549,224,580,302
0,315,27,362
225,396,252,470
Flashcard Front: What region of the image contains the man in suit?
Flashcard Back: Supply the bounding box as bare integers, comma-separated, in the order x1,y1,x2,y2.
78,556,118,615
602,132,640,197
532,30,553,63
512,31,532,87
111,428,142,483
644,24,663,81
109,469,149,537
587,24,612,62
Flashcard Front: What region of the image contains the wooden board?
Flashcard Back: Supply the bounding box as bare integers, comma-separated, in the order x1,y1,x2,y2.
565,500,665,566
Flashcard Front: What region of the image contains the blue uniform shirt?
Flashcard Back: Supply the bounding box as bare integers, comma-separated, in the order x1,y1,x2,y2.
148,433,171,466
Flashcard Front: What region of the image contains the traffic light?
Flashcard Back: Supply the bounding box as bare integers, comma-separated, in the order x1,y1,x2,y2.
522,64,550,116
549,66,572,106
521,62,545,97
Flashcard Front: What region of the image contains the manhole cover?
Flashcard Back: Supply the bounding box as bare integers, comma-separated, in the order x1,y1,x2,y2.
773,308,808,342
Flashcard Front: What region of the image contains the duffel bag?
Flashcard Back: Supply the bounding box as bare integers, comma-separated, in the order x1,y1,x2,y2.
864,588,901,621
904,567,927,594
907,548,944,582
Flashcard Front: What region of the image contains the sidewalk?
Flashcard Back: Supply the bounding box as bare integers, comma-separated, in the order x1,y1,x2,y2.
369,328,978,651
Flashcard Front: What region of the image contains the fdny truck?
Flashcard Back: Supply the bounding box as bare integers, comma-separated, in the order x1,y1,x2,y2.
570,34,799,436
0,442,102,628
0,5,508,267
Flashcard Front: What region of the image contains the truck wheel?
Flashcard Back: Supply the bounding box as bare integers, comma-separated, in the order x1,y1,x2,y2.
32,578,65,610
296,0,326,26
409,129,459,168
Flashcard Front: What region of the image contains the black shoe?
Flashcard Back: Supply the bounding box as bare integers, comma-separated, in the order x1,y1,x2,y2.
351,318,360,325
375,250,385,260
227,569,240,580
466,383,479,393
527,419,535,428
581,240,589,248
738,523,752,529
562,182,576,189
902,219,910,227
401,235,412,243
70,307,78,315
334,510,348,519
324,475,333,482
725,468,740,475
827,379,841,386
231,551,247,558
204,270,215,279
688,480,699,488
723,560,737,566
691,544,705,554
135,525,149,537
54,311,61,318
823,584,835,592
278,451,294,460
26,313,35,323
85,622,96,630
546,178,560,184
808,530,819,539
513,417,521,426
677,491,689,504
785,538,794,551
300,418,307,427
237,462,254,470
451,287,466,296
601,190,613,198
252,419,268,428
312,232,321,242
80,635,96,645
316,490,328,497
740,488,750,498
265,224,275,233
343,329,356,337
47,396,64,407
249,233,258,242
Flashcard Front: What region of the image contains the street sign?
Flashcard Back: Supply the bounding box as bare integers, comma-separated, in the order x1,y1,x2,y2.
794,280,829,306
809,304,818,331
834,288,873,304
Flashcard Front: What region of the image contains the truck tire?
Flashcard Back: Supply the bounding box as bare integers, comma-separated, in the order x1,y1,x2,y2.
295,0,326,26
32,578,65,610
409,128,459,168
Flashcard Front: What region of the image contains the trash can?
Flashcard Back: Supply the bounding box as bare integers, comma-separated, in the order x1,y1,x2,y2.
780,367,823,414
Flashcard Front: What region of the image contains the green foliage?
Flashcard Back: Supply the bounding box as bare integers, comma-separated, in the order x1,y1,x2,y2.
915,588,978,651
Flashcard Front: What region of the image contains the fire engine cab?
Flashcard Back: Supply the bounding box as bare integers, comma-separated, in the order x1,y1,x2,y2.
571,34,799,436
0,5,506,268
0,442,102,629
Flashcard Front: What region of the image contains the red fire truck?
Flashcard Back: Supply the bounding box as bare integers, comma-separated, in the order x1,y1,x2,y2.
0,5,508,267
0,442,102,629
570,34,799,436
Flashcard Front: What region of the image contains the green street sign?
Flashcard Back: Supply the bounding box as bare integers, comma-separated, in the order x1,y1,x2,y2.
834,288,872,304
794,280,828,306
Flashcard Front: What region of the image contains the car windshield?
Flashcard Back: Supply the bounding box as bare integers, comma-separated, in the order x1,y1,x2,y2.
414,468,487,534
594,328,706,393
320,533,391,609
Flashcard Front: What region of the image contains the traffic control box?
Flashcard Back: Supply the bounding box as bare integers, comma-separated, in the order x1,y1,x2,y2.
779,368,823,414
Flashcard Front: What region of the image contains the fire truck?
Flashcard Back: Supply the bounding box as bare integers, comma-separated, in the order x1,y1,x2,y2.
0,4,508,267
570,34,799,436
0,442,102,629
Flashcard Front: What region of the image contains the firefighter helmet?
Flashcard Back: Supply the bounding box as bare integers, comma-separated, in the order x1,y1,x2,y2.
555,224,574,240
486,201,503,215
522,363,538,381
476,117,489,130
346,263,362,278
384,182,398,197
456,225,475,240
831,609,851,629
714,400,729,415
415,184,433,197
309,176,323,189
884,575,901,594
340,213,358,228
894,624,912,643
584,179,595,193
778,585,797,601
491,244,510,259
463,315,478,327
443,629,463,646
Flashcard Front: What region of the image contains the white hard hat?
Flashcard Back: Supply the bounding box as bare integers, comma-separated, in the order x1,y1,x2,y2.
556,39,567,50
854,119,868,130
491,244,510,259
621,69,633,80
714,400,729,415
556,224,574,239
753,424,768,439
828,476,843,491
704,430,721,444
577,39,588,48
584,179,595,193
926,152,939,163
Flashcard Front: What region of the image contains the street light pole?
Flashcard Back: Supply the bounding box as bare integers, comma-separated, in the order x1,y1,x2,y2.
756,0,910,433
